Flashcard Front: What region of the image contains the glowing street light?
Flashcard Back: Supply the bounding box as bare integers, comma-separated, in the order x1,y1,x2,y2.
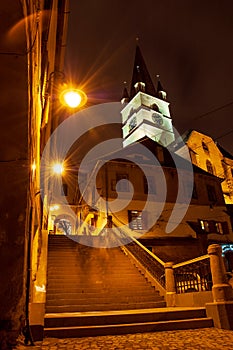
52,163,64,175
60,88,87,109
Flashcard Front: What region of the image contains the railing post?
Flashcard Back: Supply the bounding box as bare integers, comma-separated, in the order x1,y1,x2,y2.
207,244,233,302
165,262,176,307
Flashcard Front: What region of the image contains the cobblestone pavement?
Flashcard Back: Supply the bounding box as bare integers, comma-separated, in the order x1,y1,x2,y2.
14,328,233,349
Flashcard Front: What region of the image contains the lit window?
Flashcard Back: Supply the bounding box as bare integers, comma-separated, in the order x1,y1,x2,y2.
128,210,143,230
216,222,223,234
200,220,209,232
199,220,228,234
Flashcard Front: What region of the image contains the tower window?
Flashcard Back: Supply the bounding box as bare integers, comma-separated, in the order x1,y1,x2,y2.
151,103,159,112
202,141,209,153
206,160,214,174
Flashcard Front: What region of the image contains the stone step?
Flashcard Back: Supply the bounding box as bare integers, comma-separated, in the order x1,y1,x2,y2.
46,289,160,299
46,286,158,294
47,274,148,280
44,308,208,328
44,308,213,338
46,295,164,306
46,237,165,316
45,301,167,313
47,278,154,290
44,318,213,338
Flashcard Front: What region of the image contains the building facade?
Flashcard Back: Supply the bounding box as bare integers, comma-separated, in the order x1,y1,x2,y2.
0,1,70,347
174,130,233,205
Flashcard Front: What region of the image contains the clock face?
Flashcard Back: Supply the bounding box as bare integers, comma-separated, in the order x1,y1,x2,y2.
152,113,163,126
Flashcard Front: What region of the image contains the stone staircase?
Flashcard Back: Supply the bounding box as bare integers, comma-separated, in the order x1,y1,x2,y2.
44,235,213,337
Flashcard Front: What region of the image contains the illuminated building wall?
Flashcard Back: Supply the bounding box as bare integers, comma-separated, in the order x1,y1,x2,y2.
175,130,233,205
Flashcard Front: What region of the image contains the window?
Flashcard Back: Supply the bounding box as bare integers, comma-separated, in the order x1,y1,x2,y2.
62,183,68,196
206,160,214,174
200,220,209,232
215,222,223,234
116,173,129,192
206,184,217,203
128,210,143,230
150,103,159,112
202,141,209,153
199,220,228,234
143,175,156,194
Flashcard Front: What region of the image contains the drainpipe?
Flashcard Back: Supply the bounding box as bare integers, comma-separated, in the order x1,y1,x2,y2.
23,206,34,346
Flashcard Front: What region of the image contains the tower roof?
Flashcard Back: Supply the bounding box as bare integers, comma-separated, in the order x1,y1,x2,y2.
130,45,156,99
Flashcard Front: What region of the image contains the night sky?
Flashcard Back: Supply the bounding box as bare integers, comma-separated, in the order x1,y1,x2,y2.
65,0,233,154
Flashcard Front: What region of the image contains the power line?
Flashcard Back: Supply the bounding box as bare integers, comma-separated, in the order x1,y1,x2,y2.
192,101,233,122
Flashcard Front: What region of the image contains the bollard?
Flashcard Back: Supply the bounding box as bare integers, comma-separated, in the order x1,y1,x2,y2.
165,262,176,307
208,244,233,302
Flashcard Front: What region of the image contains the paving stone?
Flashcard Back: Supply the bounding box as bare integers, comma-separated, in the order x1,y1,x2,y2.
13,328,233,350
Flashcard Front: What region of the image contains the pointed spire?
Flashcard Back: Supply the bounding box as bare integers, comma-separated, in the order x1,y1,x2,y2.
156,75,167,100
130,45,156,99
121,83,130,104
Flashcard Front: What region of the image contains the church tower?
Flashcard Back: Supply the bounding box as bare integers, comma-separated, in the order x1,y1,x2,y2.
121,46,175,148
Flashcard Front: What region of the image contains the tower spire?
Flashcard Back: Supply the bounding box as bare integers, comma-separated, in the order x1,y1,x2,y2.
121,82,129,104
130,45,156,99
156,74,167,100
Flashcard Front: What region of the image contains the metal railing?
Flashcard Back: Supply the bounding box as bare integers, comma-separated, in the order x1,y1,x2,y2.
113,222,213,295
114,225,166,288
173,255,212,294
125,240,166,288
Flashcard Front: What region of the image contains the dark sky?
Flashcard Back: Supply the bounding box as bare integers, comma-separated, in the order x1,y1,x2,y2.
65,0,233,154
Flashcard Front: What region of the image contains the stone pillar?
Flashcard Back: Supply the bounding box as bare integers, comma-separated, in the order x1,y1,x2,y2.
208,244,233,302
165,262,176,307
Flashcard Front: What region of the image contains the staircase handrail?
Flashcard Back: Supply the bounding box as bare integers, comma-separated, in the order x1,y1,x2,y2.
173,254,209,268
113,223,166,290
112,218,212,294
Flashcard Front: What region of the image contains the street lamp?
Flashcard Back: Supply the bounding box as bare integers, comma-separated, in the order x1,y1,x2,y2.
47,71,87,109
52,162,64,175
60,88,87,109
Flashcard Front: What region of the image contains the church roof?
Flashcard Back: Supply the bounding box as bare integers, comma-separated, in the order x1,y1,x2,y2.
130,46,156,99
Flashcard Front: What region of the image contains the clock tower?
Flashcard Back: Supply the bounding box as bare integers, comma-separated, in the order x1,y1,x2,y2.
121,46,175,148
